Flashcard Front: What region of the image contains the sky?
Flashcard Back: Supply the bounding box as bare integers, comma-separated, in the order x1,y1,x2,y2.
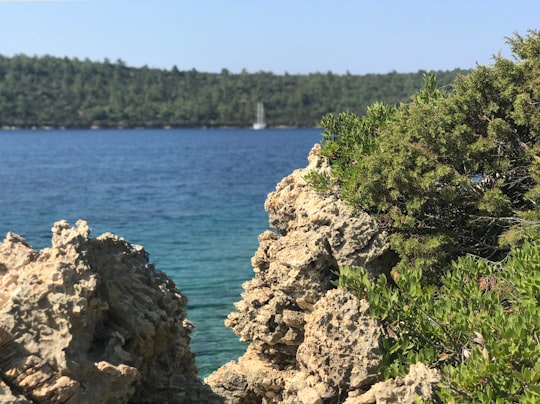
1,0,539,75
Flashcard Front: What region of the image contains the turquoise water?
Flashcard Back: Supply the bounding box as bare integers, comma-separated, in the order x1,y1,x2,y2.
0,128,322,376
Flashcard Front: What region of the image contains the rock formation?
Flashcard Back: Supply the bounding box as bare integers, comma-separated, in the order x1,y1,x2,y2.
0,144,440,403
0,220,220,403
206,145,437,403
345,363,439,404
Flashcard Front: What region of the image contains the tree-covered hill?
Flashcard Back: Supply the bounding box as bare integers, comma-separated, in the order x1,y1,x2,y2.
0,54,467,129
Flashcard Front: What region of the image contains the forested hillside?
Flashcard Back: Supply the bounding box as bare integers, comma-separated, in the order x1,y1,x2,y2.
0,54,467,129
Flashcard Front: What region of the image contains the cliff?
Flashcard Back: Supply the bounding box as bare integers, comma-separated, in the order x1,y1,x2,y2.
206,144,439,403
0,220,220,403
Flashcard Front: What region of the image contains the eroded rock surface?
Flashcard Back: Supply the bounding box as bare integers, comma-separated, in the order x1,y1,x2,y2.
345,363,440,404
206,145,421,403
0,220,220,403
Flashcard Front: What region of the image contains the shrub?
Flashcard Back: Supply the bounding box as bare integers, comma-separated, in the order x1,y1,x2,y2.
311,31,540,402
308,31,540,279
337,240,540,402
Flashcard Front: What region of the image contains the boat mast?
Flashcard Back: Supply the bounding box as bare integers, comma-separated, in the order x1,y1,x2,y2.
253,102,266,130
257,102,264,123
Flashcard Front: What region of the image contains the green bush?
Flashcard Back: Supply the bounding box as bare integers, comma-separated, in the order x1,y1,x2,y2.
308,31,540,279
337,241,540,402
311,31,540,402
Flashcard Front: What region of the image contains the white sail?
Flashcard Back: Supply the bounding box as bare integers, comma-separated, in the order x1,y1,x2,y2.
252,102,266,130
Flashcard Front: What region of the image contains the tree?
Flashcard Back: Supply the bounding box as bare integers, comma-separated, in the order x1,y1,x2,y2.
311,30,540,279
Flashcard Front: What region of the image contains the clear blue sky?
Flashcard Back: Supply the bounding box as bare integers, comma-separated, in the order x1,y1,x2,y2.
1,0,539,74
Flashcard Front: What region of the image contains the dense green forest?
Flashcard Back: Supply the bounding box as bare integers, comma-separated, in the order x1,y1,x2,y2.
0,54,468,129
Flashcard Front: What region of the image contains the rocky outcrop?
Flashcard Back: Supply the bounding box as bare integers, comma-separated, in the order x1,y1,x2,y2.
0,220,220,403
345,363,439,404
281,289,383,402
206,145,436,403
225,144,390,363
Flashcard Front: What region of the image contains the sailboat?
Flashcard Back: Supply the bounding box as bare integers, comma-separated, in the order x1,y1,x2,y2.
252,102,266,130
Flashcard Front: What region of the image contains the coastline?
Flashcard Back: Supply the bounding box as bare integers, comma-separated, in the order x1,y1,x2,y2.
0,124,318,131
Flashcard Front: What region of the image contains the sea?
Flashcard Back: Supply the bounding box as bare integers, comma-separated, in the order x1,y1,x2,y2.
0,128,322,377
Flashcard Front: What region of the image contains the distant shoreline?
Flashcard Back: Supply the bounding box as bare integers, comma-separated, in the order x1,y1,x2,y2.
0,125,317,131
0,55,468,131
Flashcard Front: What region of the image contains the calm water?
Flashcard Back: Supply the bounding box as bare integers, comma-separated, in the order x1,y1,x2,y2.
0,128,322,377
